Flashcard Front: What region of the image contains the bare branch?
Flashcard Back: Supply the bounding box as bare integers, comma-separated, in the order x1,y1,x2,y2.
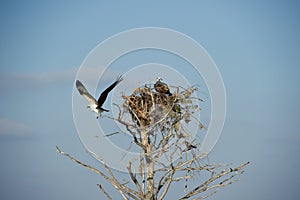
56,146,139,200
127,158,143,197
97,184,113,200
88,149,140,200
179,162,250,199
158,168,175,200
56,146,110,180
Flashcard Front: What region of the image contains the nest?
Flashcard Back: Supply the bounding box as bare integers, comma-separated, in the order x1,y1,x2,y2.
122,85,178,127
121,84,202,152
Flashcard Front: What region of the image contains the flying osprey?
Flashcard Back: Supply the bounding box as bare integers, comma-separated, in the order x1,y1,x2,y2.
76,75,123,118
154,77,172,96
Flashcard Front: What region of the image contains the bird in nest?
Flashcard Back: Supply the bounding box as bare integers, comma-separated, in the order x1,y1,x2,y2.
154,77,172,96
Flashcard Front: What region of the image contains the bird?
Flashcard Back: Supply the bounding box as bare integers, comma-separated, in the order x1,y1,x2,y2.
154,77,172,96
76,75,123,118
184,141,197,151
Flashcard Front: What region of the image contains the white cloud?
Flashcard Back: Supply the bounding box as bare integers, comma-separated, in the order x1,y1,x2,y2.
0,118,33,137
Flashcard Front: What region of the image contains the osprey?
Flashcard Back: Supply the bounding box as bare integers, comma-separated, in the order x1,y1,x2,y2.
154,77,172,96
76,75,123,118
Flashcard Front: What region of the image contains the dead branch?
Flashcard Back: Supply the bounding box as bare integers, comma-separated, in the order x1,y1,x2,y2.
97,184,113,200
56,146,139,200
179,162,250,199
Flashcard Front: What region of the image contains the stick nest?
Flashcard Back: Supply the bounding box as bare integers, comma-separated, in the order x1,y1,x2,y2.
122,84,200,129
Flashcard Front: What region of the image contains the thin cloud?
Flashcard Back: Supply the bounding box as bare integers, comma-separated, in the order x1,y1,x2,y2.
0,68,77,95
0,67,123,96
0,118,33,137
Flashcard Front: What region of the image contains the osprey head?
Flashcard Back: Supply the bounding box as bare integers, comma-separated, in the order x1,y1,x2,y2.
156,77,163,82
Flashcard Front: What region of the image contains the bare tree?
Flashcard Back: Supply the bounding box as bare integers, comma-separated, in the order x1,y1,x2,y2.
57,82,249,200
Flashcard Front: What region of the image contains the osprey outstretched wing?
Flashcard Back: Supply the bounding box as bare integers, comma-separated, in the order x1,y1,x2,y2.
76,80,97,105
97,75,124,110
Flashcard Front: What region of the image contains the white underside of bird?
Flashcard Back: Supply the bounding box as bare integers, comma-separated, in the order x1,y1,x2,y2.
87,103,100,117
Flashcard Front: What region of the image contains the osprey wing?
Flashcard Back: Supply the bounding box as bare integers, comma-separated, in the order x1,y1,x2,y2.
97,75,124,107
155,81,171,94
76,80,97,104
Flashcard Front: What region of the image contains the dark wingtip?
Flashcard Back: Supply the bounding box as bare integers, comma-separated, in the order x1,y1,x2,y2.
75,80,87,95
75,80,82,87
116,74,124,83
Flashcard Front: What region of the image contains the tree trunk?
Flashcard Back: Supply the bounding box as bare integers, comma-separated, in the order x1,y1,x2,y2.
141,129,155,200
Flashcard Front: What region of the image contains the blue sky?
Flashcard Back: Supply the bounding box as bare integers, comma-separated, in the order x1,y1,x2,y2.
0,1,299,199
